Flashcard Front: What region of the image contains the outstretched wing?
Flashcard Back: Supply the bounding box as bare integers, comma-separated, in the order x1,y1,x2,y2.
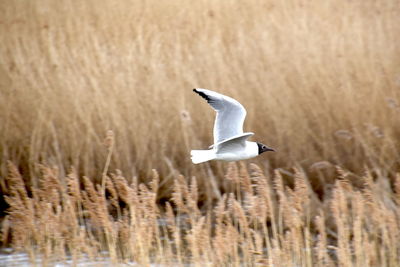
193,88,247,144
208,132,254,149
216,132,254,154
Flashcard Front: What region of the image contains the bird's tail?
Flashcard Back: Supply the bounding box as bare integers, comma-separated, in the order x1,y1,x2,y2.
190,149,216,164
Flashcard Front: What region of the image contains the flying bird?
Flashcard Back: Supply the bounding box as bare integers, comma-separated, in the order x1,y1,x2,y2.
191,88,274,164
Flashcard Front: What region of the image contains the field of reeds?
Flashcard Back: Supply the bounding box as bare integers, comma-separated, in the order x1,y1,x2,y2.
1,0,400,265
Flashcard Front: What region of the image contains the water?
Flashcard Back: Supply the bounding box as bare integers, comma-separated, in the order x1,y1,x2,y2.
0,248,138,267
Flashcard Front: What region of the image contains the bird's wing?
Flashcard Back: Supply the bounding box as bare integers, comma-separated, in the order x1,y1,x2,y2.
215,132,254,153
193,88,247,144
208,132,254,149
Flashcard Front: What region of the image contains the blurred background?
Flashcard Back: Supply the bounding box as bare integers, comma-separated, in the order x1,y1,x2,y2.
1,0,399,209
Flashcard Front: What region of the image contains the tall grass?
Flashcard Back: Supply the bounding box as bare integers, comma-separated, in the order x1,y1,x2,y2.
1,0,399,182
0,0,400,264
2,161,400,266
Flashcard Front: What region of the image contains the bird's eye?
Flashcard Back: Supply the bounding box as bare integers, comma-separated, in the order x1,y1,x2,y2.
262,146,266,149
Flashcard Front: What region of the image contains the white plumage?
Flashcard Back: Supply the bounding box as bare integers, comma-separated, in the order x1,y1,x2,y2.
190,88,274,164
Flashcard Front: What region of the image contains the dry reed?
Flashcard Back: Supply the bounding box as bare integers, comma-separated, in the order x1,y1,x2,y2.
0,0,399,189
2,161,399,266
1,0,400,265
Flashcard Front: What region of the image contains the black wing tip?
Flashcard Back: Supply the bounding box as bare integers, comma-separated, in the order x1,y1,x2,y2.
193,88,211,101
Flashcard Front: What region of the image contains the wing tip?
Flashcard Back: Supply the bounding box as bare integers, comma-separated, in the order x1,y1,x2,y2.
193,88,201,94
193,88,211,102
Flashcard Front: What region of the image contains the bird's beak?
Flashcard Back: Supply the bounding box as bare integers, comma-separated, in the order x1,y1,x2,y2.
266,147,275,152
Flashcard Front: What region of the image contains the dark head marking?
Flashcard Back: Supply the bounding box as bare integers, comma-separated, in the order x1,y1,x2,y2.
257,142,275,154
193,89,211,102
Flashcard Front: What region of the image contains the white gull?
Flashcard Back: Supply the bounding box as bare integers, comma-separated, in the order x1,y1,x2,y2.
191,88,274,164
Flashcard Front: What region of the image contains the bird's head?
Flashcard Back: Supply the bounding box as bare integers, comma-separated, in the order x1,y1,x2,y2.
257,142,275,154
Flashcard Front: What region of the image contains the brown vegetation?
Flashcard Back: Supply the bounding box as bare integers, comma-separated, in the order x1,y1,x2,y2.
1,0,399,182
0,0,400,265
2,162,400,266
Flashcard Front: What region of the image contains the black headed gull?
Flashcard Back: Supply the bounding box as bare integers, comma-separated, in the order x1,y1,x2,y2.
191,88,274,164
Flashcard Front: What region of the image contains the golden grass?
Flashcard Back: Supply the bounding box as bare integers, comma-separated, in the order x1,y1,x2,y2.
1,0,399,183
2,162,400,266
0,0,400,265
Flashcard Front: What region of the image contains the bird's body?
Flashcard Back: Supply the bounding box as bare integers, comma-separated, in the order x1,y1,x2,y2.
191,136,259,164
190,88,274,164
